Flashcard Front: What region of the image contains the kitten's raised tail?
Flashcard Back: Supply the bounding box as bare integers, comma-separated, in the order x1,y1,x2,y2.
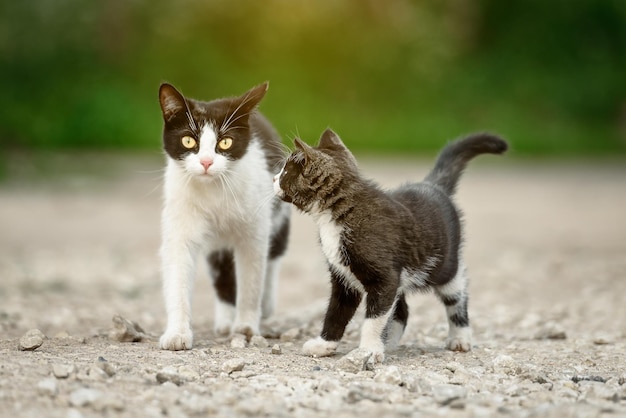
424,133,508,195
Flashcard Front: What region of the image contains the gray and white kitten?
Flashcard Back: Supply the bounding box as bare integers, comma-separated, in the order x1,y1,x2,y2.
273,129,507,362
158,82,290,350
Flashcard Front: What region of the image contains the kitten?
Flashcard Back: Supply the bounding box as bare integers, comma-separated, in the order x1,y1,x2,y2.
273,129,507,362
158,82,290,350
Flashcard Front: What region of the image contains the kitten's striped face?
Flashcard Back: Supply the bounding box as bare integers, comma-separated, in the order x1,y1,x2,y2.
159,83,268,181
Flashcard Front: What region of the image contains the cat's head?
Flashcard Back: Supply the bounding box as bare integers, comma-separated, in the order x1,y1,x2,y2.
158,82,268,181
273,128,358,212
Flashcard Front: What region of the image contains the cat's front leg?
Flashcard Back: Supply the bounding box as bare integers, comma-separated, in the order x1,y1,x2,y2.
159,218,201,350
160,248,198,350
303,274,361,357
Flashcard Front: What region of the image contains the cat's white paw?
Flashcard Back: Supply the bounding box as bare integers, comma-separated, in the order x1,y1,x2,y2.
214,301,235,336
160,328,193,351
302,336,338,357
446,327,472,352
359,344,385,363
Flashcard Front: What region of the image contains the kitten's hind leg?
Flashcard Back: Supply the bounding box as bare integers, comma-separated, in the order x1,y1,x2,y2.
208,250,236,336
262,258,280,319
435,263,472,352
384,294,408,350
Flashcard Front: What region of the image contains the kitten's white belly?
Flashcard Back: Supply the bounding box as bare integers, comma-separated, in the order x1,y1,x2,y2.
314,210,365,294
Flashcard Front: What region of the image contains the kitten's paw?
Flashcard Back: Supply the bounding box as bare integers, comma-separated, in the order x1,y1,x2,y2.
302,336,338,357
160,328,193,351
446,327,472,352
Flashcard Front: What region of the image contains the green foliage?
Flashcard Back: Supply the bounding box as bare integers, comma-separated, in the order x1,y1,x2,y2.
0,0,624,155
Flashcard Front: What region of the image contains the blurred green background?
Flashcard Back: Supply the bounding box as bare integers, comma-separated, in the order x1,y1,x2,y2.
1,0,625,157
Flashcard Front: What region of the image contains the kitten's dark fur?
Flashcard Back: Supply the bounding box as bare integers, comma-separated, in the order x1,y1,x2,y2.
274,129,507,361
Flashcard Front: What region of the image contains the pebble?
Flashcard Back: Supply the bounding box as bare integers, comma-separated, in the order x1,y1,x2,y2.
52,363,75,379
335,348,373,374
96,356,116,377
271,344,282,355
279,327,301,342
37,378,58,397
250,335,269,348
221,358,246,374
432,384,468,405
69,388,103,407
492,354,521,375
374,366,403,386
534,322,567,340
156,366,184,386
178,365,200,381
108,314,148,342
18,329,45,351
230,334,247,349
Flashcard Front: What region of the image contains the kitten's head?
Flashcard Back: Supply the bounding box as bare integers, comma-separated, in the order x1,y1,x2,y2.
273,128,358,212
158,82,268,181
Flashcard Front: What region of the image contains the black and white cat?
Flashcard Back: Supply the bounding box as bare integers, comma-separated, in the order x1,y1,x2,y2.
273,129,507,362
158,82,290,350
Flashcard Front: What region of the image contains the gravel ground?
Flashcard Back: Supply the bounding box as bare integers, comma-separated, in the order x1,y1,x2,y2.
1,153,625,418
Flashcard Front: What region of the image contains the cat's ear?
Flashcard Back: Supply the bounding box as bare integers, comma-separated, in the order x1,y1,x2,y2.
294,137,314,163
233,82,269,116
318,128,358,167
159,83,189,123
318,128,346,150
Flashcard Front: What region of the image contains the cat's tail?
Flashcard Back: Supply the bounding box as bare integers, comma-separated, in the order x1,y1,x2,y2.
424,133,508,196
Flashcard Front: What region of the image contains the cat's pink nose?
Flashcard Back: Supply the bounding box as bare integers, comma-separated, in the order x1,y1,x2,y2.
200,159,213,171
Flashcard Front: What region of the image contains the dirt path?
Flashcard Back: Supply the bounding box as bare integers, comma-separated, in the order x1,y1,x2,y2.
1,154,625,417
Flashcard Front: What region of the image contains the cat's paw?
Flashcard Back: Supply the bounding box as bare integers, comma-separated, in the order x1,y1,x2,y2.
160,328,193,351
302,336,338,357
446,327,472,352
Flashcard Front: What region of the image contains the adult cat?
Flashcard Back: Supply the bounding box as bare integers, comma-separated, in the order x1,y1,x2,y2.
158,82,290,350
273,129,507,362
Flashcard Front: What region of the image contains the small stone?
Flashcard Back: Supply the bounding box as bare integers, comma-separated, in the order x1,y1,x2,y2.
54,331,70,338
18,329,45,351
156,366,183,386
374,365,403,385
178,365,200,381
96,357,116,377
271,344,282,355
230,333,247,349
221,358,245,374
52,363,75,379
432,384,468,405
37,378,58,397
69,388,103,407
279,327,301,342
108,314,148,342
534,322,567,340
335,348,373,374
492,354,521,375
250,335,269,348
593,335,612,345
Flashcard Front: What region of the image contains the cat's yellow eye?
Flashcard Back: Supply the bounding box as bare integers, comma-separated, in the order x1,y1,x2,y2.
218,137,233,150
181,136,196,149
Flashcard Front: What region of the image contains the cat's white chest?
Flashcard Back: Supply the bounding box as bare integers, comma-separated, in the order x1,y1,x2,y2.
314,210,365,294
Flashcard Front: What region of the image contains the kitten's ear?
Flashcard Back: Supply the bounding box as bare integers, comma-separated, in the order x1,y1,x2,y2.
233,81,269,115
159,83,188,123
318,128,358,167
294,137,314,162
318,128,346,150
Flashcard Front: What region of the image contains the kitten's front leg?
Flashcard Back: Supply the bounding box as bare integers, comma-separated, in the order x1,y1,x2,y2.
303,274,361,357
